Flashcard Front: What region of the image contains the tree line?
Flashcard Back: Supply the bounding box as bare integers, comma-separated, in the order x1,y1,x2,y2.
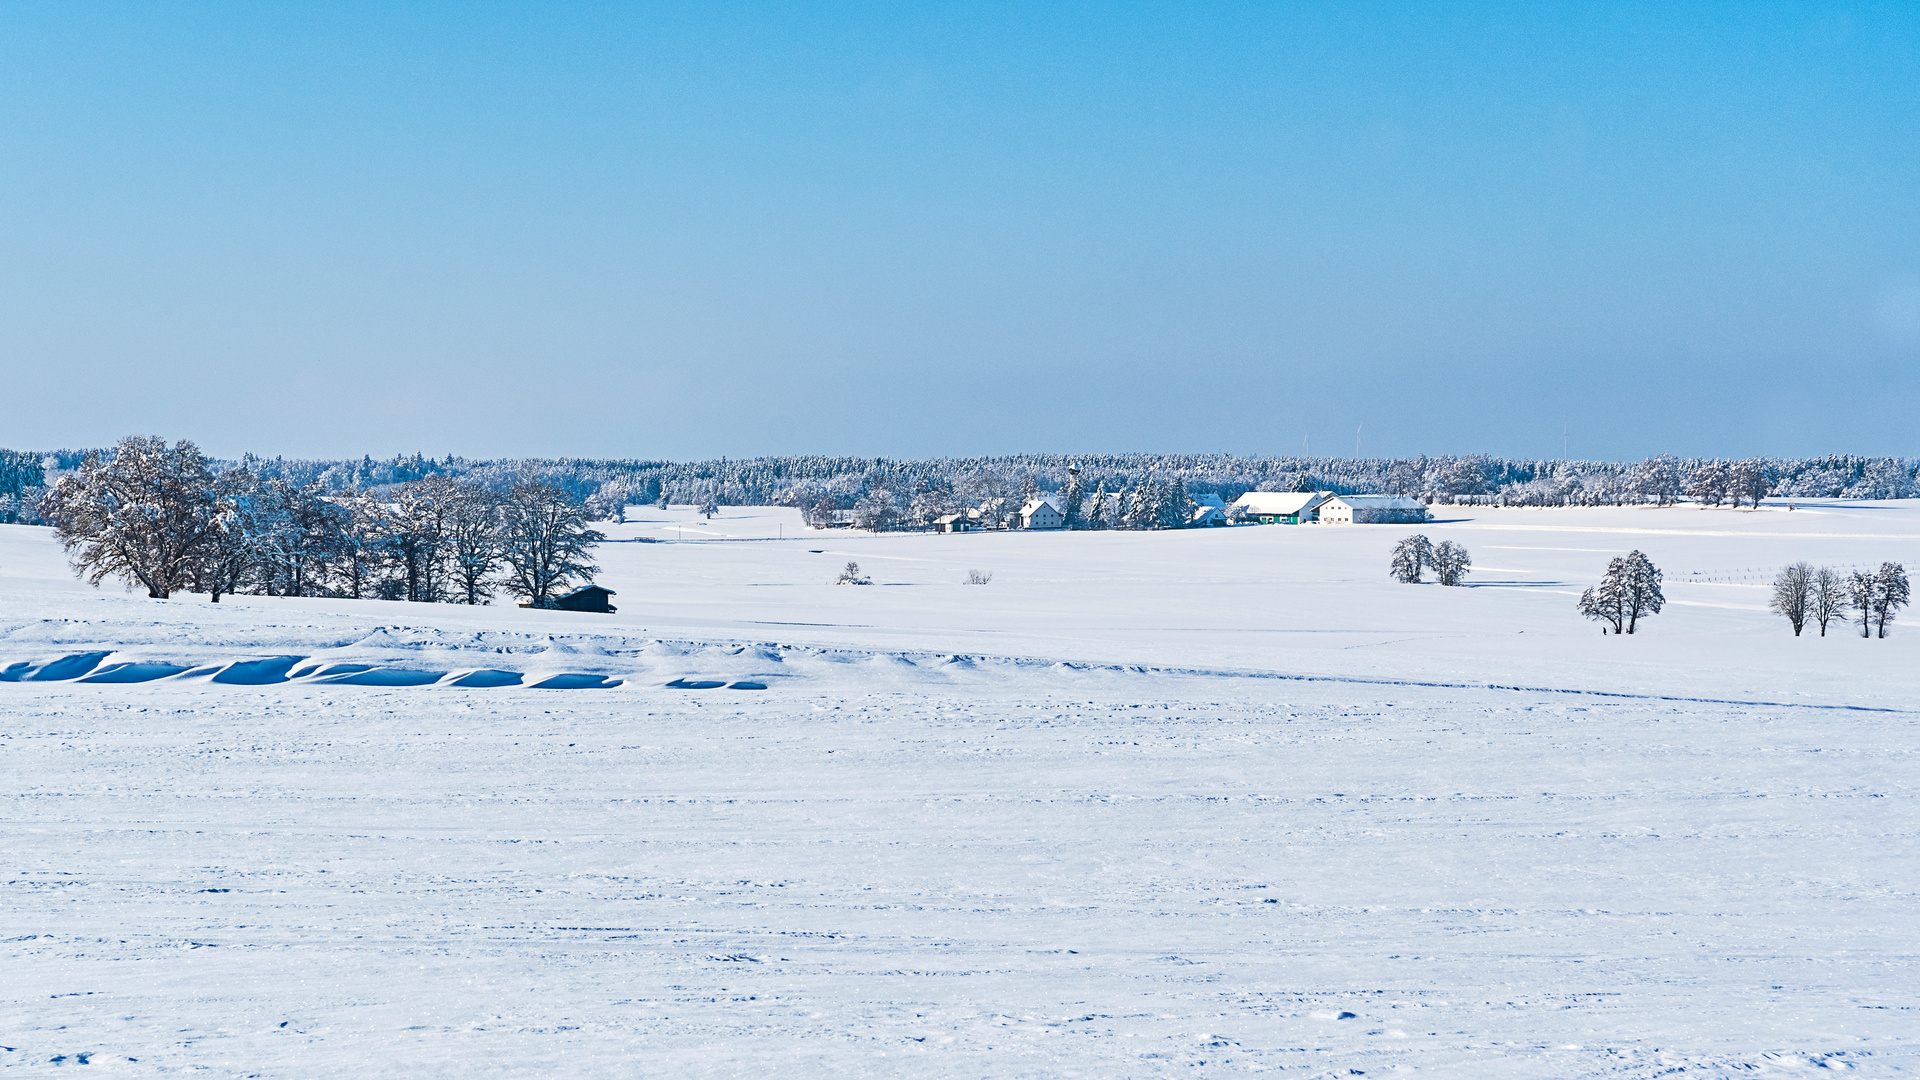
40,437,605,605
5,447,1918,529
1771,562,1908,638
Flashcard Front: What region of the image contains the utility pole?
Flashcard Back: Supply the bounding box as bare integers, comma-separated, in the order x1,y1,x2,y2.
1355,424,1362,459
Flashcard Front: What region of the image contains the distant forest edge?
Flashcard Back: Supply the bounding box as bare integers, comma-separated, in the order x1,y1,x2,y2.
0,447,1915,526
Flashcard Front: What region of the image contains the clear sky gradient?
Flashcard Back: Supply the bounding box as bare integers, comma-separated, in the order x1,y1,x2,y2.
2,2,1915,461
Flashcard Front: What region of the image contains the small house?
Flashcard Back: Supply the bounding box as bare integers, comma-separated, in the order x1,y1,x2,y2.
553,584,618,613
1018,497,1065,530
1317,495,1428,524
1191,505,1227,526
933,512,979,534
1229,490,1335,524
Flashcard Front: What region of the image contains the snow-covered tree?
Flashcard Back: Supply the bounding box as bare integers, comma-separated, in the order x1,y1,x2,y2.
1729,460,1772,509
1390,534,1432,583
496,482,605,608
1809,565,1846,637
699,493,719,520
193,468,268,602
1859,562,1910,638
584,482,628,523
1632,455,1681,506
1770,562,1813,636
1431,540,1472,586
1060,467,1086,529
1083,484,1108,530
1155,479,1196,529
1577,550,1664,634
1847,570,1878,638
835,560,870,585
1685,461,1731,507
385,476,461,603
42,436,218,599
851,488,900,531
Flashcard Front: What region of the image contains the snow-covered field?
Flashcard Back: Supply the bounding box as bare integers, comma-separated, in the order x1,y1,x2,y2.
3,503,1916,1076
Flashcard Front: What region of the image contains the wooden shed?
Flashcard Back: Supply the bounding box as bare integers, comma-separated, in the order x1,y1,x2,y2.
553,585,618,613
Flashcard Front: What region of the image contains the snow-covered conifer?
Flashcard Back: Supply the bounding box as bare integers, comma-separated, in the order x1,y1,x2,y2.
1060,468,1085,529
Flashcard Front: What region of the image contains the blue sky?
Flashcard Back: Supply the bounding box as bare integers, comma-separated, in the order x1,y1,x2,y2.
1,2,1915,461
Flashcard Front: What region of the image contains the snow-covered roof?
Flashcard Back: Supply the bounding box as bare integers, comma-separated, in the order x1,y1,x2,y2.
1193,493,1226,509
1230,491,1332,515
1324,495,1425,510
559,584,617,598
1191,505,1226,523
1020,497,1060,514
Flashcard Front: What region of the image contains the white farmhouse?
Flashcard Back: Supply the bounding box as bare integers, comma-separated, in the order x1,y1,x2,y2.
1317,494,1428,524
1229,490,1335,524
1018,497,1065,530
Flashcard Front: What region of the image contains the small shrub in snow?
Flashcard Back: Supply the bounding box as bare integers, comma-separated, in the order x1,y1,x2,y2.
836,561,871,585
1578,550,1664,634
1390,535,1432,584
1431,541,1471,586
965,569,992,585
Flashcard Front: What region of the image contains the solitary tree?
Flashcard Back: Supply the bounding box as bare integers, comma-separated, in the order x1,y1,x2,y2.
699,493,719,520
497,482,605,607
1390,534,1433,583
1431,540,1472,586
836,561,871,585
1809,565,1846,637
1578,550,1665,634
1770,562,1814,636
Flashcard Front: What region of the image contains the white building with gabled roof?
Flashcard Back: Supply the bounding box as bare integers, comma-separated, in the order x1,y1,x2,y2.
1230,490,1334,524
1317,494,1428,524
1018,497,1064,530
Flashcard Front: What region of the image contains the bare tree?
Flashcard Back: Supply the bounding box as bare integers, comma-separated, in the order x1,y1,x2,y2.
836,561,871,585
1431,540,1472,586
497,482,605,607
1770,562,1813,636
1390,534,1433,583
1808,565,1846,637
445,481,504,605
1578,550,1665,634
41,436,217,599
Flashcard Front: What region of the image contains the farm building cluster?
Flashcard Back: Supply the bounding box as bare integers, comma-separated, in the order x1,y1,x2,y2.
813,491,1428,531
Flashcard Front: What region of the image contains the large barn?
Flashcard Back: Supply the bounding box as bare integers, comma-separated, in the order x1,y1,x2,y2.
1317,495,1428,524
1229,490,1334,524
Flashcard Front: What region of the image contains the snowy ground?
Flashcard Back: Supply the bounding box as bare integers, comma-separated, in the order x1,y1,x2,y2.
3,503,1916,1076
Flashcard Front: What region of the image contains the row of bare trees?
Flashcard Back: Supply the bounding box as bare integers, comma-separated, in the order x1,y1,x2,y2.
1771,562,1908,638
42,437,604,606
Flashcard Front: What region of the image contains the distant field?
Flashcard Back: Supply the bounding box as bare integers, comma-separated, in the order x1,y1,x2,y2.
3,503,1916,1077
